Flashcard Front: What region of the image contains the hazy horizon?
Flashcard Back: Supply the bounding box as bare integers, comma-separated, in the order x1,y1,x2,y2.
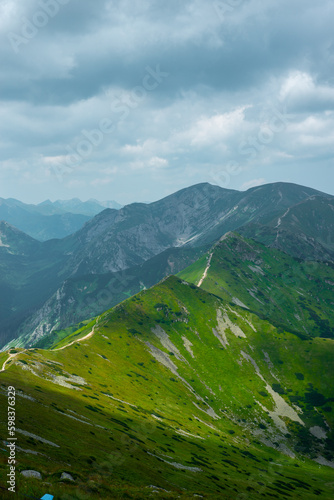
1,180,334,207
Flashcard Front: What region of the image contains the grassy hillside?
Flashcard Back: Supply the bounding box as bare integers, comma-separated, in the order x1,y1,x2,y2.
3,245,208,350
1,182,330,348
0,276,333,499
179,232,334,339
33,319,94,350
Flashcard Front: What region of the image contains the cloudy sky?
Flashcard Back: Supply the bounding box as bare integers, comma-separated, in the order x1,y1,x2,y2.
0,0,334,204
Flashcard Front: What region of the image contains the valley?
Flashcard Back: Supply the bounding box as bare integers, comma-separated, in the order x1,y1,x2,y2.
0,182,333,499
1,182,333,350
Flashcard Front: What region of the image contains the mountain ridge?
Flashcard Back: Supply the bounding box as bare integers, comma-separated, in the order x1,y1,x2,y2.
179,231,334,339
1,181,333,348
0,197,122,241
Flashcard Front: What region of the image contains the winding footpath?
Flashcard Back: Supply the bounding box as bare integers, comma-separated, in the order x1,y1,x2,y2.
53,327,96,351
0,319,100,372
197,252,213,287
0,351,24,372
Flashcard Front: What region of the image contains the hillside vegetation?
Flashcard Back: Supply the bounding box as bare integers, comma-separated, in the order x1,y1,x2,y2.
179,232,334,339
0,276,333,499
1,182,332,348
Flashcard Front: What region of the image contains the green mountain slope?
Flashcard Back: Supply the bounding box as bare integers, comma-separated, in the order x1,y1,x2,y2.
239,196,334,263
6,245,208,350
0,182,331,348
0,276,333,499
178,232,334,339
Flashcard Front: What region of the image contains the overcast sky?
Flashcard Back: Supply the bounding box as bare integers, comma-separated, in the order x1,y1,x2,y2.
0,0,334,204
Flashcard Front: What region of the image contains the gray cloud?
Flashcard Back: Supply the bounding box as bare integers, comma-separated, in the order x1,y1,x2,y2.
0,0,333,204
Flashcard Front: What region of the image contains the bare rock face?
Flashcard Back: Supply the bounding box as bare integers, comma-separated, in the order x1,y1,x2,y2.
63,182,234,275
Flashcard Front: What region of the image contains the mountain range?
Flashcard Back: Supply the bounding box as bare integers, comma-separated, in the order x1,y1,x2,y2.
0,197,122,241
0,181,333,499
1,182,333,349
